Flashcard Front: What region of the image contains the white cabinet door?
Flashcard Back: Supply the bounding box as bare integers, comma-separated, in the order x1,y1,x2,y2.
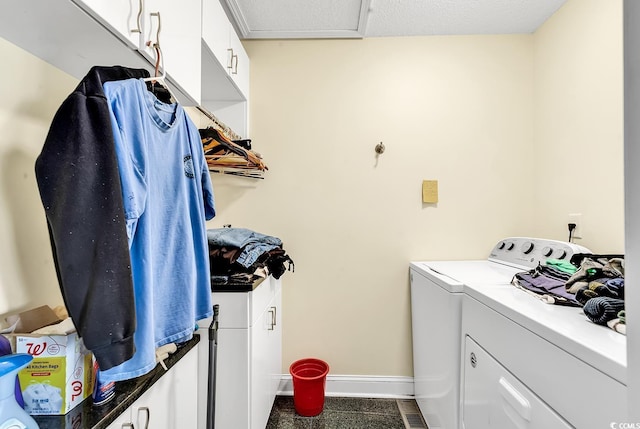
71,0,142,48
202,0,250,100
204,277,281,429
250,297,274,429
70,0,202,105
107,345,199,429
201,0,250,137
142,0,202,105
165,344,199,428
215,328,250,429
250,278,282,429
202,0,233,70
268,279,283,397
228,28,250,99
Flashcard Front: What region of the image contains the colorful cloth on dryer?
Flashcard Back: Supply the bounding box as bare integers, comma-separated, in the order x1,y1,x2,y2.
546,258,578,274
565,256,625,293
574,277,624,305
512,264,580,306
582,297,625,325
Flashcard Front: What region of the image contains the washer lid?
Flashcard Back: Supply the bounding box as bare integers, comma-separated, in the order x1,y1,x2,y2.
411,260,521,292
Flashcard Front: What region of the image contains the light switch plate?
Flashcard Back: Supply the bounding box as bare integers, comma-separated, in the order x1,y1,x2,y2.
422,180,438,203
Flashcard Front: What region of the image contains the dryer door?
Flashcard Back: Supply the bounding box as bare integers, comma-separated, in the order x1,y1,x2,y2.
462,336,572,429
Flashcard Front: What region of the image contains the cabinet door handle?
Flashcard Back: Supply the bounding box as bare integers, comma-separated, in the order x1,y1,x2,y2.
268,307,276,330
231,54,238,75
131,0,143,33
146,11,161,48
137,406,150,429
227,48,234,70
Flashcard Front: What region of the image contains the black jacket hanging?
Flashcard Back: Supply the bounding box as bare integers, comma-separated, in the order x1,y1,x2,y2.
35,65,150,370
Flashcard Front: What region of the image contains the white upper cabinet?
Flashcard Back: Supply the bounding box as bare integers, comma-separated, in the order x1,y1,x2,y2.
201,0,250,137
85,0,203,105
1,0,247,128
228,26,250,99
202,0,250,101
140,0,202,105
71,0,143,49
202,0,232,72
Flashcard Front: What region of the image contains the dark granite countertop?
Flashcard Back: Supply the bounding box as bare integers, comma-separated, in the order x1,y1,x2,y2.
211,276,265,292
33,335,200,429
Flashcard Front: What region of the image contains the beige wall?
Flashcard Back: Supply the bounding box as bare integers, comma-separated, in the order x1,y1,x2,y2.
533,0,624,252
0,0,623,378
225,35,536,375
0,38,75,317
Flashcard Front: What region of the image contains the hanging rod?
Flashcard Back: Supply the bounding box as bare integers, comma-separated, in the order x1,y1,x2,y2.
195,106,242,141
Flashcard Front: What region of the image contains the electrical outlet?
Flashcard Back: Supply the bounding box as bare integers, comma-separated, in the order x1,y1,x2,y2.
568,213,583,239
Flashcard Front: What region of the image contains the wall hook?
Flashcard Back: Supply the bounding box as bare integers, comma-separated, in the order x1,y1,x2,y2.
375,142,385,155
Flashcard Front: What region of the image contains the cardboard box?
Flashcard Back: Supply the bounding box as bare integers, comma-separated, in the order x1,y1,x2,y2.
13,331,93,415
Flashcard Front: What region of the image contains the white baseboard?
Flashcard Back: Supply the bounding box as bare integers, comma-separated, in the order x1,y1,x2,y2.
277,374,415,399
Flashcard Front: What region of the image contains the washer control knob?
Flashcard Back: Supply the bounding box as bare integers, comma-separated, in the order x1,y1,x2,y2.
506,242,515,251
542,246,553,257
557,249,567,259
521,242,534,254
498,241,506,250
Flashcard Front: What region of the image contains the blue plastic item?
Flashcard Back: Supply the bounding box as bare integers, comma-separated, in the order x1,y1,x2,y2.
0,354,39,429
0,336,24,408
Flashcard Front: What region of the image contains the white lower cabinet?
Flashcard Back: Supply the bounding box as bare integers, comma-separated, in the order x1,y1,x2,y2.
250,281,282,429
462,336,571,429
107,343,199,429
197,276,282,429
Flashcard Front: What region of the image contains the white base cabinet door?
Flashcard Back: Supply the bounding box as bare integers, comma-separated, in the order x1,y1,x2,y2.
107,343,199,429
250,280,282,429
197,276,282,429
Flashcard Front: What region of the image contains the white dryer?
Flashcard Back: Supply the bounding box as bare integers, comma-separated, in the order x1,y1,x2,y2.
462,265,627,428
410,237,590,429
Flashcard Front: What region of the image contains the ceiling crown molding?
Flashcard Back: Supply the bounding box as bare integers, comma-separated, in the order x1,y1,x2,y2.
221,0,251,38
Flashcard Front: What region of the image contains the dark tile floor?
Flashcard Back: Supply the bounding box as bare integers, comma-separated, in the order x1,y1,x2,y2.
266,396,416,429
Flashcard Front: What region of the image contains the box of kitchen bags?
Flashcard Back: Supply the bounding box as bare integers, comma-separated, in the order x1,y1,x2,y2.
13,331,93,415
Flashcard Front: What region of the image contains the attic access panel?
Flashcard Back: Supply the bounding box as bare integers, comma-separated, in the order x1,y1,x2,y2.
224,0,370,39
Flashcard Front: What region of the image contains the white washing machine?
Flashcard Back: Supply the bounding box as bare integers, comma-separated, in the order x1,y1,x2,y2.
409,237,591,429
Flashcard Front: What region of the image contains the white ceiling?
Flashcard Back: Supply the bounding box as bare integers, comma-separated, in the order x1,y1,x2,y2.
222,0,568,40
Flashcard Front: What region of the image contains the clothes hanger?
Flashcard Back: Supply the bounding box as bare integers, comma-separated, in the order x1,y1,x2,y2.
200,127,267,171
193,106,267,178
141,12,175,104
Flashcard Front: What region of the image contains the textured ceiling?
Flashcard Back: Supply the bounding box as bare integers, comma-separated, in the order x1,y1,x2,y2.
222,0,567,39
